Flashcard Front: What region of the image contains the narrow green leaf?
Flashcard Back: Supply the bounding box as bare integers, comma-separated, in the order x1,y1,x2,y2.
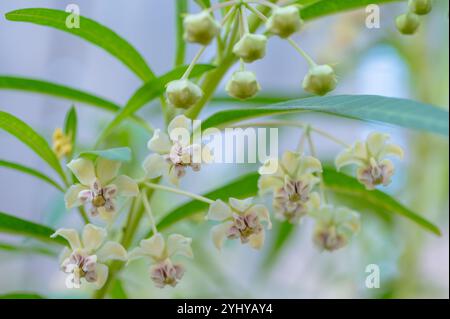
195,0,211,8
64,106,77,153
0,111,67,184
0,159,64,192
5,8,154,81
322,168,441,236
201,95,449,136
78,147,132,162
0,241,57,257
0,211,67,245
175,0,188,67
109,279,128,299
301,0,404,21
211,93,306,105
0,292,44,299
98,64,215,142
262,222,295,270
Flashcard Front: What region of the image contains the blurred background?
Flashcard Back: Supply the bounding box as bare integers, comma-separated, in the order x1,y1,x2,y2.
0,0,448,298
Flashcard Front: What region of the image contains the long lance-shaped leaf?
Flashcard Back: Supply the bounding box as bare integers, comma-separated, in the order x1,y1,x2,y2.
97,64,215,143
0,211,67,246
0,111,68,184
0,241,57,257
0,292,45,299
5,8,154,81
0,159,64,192
175,0,188,67
201,95,449,136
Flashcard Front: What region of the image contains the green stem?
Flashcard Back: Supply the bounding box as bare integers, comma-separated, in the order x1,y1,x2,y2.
143,182,214,204
306,130,328,203
286,38,317,67
141,189,158,235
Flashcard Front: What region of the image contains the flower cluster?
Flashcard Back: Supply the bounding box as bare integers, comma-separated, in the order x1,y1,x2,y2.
165,1,338,110
396,0,433,35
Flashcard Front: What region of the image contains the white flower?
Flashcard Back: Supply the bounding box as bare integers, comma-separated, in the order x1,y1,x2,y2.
310,205,361,252
232,34,267,63
183,11,221,45
266,6,303,38
258,151,322,223
225,70,261,100
51,224,127,289
166,79,203,109
206,198,272,250
65,157,139,220
128,233,193,288
302,64,337,96
335,132,404,190
143,115,211,185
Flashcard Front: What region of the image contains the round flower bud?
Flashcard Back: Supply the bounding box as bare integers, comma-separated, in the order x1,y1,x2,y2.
395,12,420,35
302,64,337,96
183,11,221,45
225,71,261,100
408,0,432,15
266,6,303,38
232,34,267,63
166,79,203,109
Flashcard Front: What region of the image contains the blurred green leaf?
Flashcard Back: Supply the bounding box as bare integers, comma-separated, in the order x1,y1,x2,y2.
5,8,154,81
0,211,67,246
211,94,307,105
0,159,64,192
64,106,77,154
98,64,215,142
0,111,68,184
109,279,128,299
0,241,57,257
195,0,211,8
301,0,403,21
201,95,449,136
262,222,295,270
175,0,188,67
0,292,45,299
78,147,132,162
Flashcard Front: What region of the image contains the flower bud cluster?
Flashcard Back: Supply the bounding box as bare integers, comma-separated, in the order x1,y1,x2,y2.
396,0,433,35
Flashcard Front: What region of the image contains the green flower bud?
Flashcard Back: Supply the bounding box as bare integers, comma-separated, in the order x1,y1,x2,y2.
266,6,303,38
166,80,203,109
225,71,261,100
183,11,221,45
233,34,267,63
302,64,337,96
408,0,432,15
395,12,420,35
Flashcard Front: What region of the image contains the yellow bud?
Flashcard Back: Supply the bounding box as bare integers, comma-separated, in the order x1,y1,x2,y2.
408,0,432,15
266,6,303,38
166,79,203,109
302,64,337,96
232,34,267,63
225,71,261,100
183,11,221,45
396,12,420,35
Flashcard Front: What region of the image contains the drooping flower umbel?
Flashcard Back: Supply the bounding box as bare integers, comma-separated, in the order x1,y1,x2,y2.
51,224,127,288
335,132,404,190
206,198,272,250
143,115,211,185
310,205,361,252
128,233,193,288
258,151,322,223
65,157,139,220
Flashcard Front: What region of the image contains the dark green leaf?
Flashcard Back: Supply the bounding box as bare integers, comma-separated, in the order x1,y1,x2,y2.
78,147,132,162
0,292,45,299
64,106,77,152
0,241,57,257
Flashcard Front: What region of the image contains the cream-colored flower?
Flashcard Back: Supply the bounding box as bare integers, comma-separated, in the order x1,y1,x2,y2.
335,132,404,190
266,6,303,38
225,70,261,100
302,64,337,96
258,151,322,223
51,224,127,289
183,11,221,45
143,115,211,185
233,34,267,63
310,205,360,252
52,128,72,159
65,157,139,220
128,233,193,288
166,79,203,109
206,198,272,250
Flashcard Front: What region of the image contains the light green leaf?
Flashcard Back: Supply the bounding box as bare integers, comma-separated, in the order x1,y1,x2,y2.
195,0,211,8
0,111,68,184
109,279,128,299
175,0,188,67
0,211,67,245
78,147,132,162
262,222,295,270
201,95,449,136
97,64,215,142
0,292,45,299
64,106,77,153
0,241,57,257
211,93,306,105
0,159,64,192
301,0,404,21
5,8,154,81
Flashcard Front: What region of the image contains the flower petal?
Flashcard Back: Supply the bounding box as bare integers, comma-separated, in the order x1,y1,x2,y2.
335,149,365,170
206,200,233,221
143,154,168,179
51,228,81,250
111,175,139,197
97,241,127,262
147,129,172,154
257,175,283,195
381,143,404,159
167,234,193,258
94,263,109,289
168,115,192,136
67,158,96,186
64,184,88,208
140,233,166,260
229,197,253,213
250,204,272,229
95,158,121,185
366,132,389,158
297,155,322,177
82,224,106,252
280,151,300,176
249,229,265,250
258,158,281,176
211,221,233,251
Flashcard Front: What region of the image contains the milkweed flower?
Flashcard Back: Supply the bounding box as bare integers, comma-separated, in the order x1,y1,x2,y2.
335,132,404,190
225,70,261,100
206,198,272,250
143,115,211,185
166,79,203,109
310,205,361,252
128,233,193,288
183,11,221,45
51,224,127,288
302,64,337,96
258,151,322,223
266,6,303,38
52,128,72,159
65,157,139,220
233,34,267,63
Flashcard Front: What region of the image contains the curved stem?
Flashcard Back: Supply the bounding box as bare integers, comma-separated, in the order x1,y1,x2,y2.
287,38,317,67
244,3,268,22
143,182,214,204
182,46,207,80
141,189,158,235
206,0,238,12
306,131,328,204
